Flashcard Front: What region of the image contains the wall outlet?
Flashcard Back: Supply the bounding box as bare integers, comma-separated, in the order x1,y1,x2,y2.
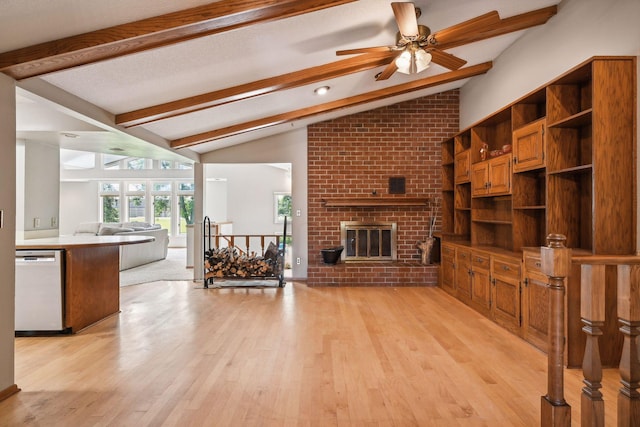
296,257,301,265
34,217,40,228
296,209,301,217
51,217,58,227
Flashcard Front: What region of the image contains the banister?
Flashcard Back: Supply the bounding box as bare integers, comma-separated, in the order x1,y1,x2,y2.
540,236,640,426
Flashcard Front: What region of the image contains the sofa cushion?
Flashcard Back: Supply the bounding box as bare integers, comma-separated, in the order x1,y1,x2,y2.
74,222,102,235
99,226,134,235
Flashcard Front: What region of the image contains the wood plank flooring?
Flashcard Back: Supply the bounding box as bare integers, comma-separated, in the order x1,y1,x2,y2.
0,281,621,426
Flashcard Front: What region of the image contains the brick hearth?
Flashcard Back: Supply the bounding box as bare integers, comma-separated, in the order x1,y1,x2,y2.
306,90,459,286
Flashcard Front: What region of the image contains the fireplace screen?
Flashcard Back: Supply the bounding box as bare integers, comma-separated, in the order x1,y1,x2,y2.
340,221,397,262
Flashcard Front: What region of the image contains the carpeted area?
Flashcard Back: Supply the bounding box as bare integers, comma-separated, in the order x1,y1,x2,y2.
120,247,193,286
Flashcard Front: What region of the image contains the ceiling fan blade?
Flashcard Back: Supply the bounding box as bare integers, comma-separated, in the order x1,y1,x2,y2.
336,46,395,56
391,2,419,38
376,58,399,81
428,48,467,70
430,10,501,46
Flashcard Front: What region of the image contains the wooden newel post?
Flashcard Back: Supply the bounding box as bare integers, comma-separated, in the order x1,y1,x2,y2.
541,233,572,427
616,264,640,426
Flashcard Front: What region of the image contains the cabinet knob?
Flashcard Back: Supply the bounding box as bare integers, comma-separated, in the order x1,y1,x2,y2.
535,262,541,268
502,265,510,271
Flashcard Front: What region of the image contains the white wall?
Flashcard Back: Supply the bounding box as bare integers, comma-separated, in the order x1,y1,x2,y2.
460,0,640,252
200,128,308,279
205,164,290,236
59,181,99,235
0,73,17,398
21,141,60,239
461,0,640,127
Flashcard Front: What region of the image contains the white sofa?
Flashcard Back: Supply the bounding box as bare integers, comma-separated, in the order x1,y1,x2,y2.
74,222,170,270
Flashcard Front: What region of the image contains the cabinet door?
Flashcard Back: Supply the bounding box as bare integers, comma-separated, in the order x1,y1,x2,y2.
440,245,456,295
455,249,472,304
522,272,549,352
491,256,521,335
454,150,471,183
471,162,489,197
488,154,512,195
471,267,491,316
513,119,545,172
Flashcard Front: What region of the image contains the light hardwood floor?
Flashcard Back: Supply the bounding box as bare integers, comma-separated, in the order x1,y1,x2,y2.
0,281,621,426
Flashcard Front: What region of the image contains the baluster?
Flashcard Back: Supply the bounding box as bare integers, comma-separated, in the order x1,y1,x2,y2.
616,264,640,426
580,264,605,426
540,234,572,427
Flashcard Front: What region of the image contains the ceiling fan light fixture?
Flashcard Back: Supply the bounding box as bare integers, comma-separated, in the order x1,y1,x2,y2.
395,47,431,75
395,50,413,74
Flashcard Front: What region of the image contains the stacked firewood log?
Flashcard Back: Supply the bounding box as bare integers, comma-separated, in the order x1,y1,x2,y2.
204,242,279,280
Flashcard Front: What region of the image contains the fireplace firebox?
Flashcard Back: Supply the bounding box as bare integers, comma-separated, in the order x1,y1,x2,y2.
340,221,397,262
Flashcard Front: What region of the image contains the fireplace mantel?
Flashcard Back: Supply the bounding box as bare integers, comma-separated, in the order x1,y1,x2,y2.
322,197,430,207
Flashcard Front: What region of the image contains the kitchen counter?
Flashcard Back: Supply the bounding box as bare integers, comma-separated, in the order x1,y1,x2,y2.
17,235,154,332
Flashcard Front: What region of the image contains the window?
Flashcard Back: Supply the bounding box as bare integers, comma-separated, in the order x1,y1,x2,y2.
177,180,194,234
153,195,171,229
127,158,146,170
102,196,120,223
152,182,172,230
126,182,146,222
99,182,121,223
274,192,292,223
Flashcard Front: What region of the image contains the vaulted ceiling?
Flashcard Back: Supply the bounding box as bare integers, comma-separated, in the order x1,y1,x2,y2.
1,0,560,162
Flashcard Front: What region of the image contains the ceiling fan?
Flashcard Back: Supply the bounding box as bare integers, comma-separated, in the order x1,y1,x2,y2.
336,2,502,80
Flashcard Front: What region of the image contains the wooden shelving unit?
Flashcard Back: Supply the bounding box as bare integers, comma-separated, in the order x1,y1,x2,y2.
438,56,637,367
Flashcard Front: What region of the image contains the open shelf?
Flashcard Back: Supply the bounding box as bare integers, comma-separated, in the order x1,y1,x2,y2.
548,108,592,128
547,164,592,176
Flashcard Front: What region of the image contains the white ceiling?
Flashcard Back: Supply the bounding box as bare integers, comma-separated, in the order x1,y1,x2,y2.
2,0,562,161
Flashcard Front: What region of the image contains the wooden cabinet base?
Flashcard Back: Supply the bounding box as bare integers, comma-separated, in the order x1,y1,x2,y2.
65,245,120,332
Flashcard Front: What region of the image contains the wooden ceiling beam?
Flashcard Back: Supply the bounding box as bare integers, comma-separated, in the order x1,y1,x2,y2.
170,61,493,149
116,51,397,128
435,6,557,50
118,5,557,128
0,0,357,80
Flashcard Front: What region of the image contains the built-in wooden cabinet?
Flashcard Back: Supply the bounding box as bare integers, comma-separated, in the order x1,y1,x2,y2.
513,118,545,172
455,248,472,305
521,248,549,352
454,150,471,183
438,56,637,362
471,154,512,197
469,252,491,317
491,255,521,335
440,243,456,295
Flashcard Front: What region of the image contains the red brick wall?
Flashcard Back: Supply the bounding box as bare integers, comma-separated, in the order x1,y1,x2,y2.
307,90,459,286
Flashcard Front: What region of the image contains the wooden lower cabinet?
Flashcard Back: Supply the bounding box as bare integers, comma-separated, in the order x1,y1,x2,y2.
491,255,522,336
469,252,491,317
521,249,549,352
455,248,472,305
440,243,456,296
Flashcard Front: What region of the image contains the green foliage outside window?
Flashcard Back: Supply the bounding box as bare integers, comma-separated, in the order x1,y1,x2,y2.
103,196,120,223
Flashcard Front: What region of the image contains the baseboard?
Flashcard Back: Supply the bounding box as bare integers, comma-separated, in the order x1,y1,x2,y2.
0,384,20,402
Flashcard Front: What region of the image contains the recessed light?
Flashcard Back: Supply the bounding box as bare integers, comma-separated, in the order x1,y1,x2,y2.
314,86,330,96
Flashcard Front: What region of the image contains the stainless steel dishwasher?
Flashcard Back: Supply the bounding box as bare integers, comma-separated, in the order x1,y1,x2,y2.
15,249,65,333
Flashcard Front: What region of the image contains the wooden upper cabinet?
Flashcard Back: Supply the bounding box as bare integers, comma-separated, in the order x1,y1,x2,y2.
513,119,546,172
472,154,512,197
454,149,471,183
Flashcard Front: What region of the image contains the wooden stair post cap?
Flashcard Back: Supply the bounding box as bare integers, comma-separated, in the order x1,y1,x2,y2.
541,234,572,278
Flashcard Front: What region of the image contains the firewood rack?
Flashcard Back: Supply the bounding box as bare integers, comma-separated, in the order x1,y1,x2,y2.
202,216,287,288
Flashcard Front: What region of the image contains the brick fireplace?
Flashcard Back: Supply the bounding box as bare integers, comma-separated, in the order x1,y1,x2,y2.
306,90,459,286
